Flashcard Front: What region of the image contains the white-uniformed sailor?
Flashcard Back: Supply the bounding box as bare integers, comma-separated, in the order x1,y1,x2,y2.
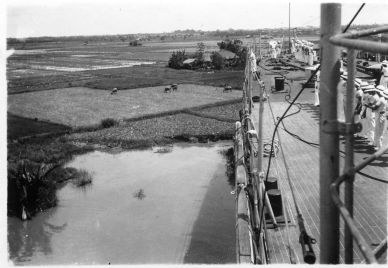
339,59,344,74
308,47,314,66
354,81,364,128
379,61,388,88
357,81,370,138
314,70,320,107
361,85,379,145
276,42,281,57
337,74,347,122
373,85,388,150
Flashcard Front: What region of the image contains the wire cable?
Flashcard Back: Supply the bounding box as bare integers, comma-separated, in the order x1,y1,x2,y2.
356,170,388,184
343,3,366,33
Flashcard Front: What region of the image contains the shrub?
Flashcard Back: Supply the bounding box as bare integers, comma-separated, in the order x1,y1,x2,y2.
217,39,243,54
7,160,59,219
100,118,119,128
129,40,142,46
235,47,248,68
194,42,205,63
211,52,225,70
168,50,188,69
72,169,93,187
216,39,247,68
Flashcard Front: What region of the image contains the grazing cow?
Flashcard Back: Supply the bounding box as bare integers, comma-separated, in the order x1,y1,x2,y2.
223,85,232,92
111,88,118,95
171,84,178,91
164,87,171,93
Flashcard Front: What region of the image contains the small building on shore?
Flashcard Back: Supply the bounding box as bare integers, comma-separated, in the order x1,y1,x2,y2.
218,49,238,66
182,58,197,69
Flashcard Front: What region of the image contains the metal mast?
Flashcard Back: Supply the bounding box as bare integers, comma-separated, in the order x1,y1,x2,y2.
319,3,341,264
289,2,291,53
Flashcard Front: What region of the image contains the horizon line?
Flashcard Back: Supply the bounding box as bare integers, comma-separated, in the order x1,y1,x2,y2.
6,23,387,40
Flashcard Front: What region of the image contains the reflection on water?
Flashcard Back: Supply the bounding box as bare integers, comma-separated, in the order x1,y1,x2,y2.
8,142,235,265
133,189,146,200
8,208,66,263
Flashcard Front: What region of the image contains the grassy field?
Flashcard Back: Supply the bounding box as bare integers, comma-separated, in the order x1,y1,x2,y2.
8,84,241,127
83,64,245,90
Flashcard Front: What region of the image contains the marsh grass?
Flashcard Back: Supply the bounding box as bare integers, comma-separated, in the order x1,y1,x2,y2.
7,136,95,219
154,146,173,153
7,160,59,219
101,118,119,129
72,169,93,187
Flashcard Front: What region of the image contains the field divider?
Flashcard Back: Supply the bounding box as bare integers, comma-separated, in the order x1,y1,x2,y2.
13,130,71,142
183,110,236,123
122,98,241,123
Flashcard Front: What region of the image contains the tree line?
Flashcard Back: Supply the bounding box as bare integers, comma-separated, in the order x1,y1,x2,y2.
168,39,247,70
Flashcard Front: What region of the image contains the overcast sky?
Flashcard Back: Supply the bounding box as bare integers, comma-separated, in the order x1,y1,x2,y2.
5,0,388,38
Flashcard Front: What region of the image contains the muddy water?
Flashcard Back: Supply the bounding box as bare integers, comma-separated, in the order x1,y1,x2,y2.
8,142,236,265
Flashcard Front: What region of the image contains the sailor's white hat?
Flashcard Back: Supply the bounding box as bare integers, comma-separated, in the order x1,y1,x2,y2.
363,85,377,93
355,78,361,83
383,88,388,99
360,81,369,87
375,85,388,98
340,74,348,80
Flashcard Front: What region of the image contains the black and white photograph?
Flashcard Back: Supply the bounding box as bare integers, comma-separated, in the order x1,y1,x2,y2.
2,0,388,265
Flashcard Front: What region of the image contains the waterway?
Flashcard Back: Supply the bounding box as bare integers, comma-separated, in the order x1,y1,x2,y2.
7,142,236,265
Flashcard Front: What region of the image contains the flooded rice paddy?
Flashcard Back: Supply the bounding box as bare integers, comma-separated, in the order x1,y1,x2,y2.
26,61,156,72
8,142,236,265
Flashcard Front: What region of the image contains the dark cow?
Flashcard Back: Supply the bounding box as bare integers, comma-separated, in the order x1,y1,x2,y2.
164,87,171,93
223,85,232,92
111,88,118,95
171,84,178,91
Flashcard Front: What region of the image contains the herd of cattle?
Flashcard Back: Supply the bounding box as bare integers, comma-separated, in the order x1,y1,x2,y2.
164,84,178,93
110,84,233,95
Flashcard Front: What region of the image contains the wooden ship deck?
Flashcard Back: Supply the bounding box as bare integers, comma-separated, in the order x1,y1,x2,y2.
235,63,387,264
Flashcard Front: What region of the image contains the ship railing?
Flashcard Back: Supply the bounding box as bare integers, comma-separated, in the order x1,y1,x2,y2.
235,46,269,264
327,25,388,264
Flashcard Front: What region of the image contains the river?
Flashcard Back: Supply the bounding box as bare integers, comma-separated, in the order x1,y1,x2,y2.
7,142,236,265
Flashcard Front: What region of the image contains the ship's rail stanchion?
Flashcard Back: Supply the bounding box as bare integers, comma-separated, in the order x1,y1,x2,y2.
326,24,388,264
235,121,255,264
235,46,271,264
330,145,388,264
